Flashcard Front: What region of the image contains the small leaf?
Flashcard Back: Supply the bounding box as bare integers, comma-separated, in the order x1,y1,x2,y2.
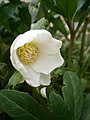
62,71,83,120
6,71,24,89
48,89,70,120
81,94,90,120
31,18,47,30
0,89,49,120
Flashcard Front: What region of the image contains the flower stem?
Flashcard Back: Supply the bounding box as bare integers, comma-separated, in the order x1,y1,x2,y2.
32,87,47,109
67,20,75,67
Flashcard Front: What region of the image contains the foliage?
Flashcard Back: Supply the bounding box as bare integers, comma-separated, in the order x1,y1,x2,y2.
0,0,90,120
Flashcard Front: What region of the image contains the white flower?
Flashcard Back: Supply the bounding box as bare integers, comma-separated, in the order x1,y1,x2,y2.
10,29,64,87
40,87,47,98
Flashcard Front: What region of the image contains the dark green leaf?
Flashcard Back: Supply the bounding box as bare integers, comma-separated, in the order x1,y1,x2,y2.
18,6,31,28
9,18,20,32
0,8,10,24
41,0,78,19
81,94,90,120
74,0,90,31
75,8,90,32
0,4,19,24
55,0,78,19
0,91,36,120
41,0,58,14
47,14,68,36
48,90,70,120
0,3,19,32
62,71,83,120
0,89,49,120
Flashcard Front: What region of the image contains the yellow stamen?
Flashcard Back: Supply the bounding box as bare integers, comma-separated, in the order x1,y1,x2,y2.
16,42,39,64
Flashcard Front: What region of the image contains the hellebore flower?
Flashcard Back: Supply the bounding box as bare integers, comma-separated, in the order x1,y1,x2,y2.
10,30,64,87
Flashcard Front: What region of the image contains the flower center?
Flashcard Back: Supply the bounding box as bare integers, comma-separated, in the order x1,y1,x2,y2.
16,42,39,64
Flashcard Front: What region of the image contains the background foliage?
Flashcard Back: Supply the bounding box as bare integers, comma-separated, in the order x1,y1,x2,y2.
0,0,90,120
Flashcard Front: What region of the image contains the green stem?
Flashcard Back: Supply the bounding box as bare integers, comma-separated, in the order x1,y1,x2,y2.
32,87,47,109
67,20,75,67
68,34,75,67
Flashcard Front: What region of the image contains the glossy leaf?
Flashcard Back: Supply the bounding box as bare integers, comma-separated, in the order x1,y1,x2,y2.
55,0,78,19
0,89,49,120
48,90,70,120
62,71,83,120
41,0,78,19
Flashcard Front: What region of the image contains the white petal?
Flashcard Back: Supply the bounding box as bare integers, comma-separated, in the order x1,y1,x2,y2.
10,35,22,55
31,52,64,74
40,87,47,98
11,30,62,55
10,50,40,87
11,34,30,50
40,73,51,86
13,30,48,49
11,30,38,50
25,78,40,87
23,65,40,87
10,50,23,72
33,30,62,54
